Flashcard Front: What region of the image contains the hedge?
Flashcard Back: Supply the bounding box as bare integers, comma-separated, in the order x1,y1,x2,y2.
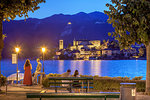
93,77,145,92
42,74,145,92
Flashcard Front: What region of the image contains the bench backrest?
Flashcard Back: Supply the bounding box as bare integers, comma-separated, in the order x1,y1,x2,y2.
48,77,93,80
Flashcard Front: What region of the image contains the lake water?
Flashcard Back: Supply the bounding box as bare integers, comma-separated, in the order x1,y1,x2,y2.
1,60,147,80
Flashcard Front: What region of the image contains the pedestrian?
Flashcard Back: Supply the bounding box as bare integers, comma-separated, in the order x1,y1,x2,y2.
72,70,81,93
23,59,32,86
33,58,42,85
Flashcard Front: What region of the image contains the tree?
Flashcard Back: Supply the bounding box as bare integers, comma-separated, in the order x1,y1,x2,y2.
0,0,45,73
104,0,150,92
139,47,144,57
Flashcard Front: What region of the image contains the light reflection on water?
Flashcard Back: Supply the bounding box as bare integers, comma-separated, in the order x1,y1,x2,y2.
58,60,64,74
1,60,146,80
90,60,101,76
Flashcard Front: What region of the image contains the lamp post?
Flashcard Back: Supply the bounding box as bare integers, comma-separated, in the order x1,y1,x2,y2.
42,47,46,72
15,47,19,84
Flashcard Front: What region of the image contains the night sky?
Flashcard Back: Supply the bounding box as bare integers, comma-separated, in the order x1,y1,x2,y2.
15,0,111,20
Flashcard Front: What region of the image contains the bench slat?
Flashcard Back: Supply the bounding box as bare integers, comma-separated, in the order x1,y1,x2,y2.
26,93,119,98
49,82,93,84
49,86,93,89
49,77,93,80
48,77,94,93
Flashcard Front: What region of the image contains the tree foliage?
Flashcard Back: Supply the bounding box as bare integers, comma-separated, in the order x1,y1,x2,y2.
104,0,150,49
138,47,144,57
105,0,150,93
0,0,45,51
0,0,45,73
0,0,45,20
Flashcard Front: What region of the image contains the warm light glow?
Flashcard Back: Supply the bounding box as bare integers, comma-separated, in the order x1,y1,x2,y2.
68,22,72,25
15,48,20,53
42,48,46,53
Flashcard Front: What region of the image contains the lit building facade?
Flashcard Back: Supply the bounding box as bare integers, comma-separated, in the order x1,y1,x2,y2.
56,39,114,60
70,40,102,60
70,40,101,51
59,40,63,50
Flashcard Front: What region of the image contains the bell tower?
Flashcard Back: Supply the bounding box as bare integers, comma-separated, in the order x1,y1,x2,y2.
59,40,63,50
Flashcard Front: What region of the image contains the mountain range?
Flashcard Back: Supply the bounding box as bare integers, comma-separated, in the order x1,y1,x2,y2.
2,11,114,58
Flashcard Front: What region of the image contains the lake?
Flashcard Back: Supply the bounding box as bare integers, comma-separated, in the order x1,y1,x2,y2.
1,60,146,80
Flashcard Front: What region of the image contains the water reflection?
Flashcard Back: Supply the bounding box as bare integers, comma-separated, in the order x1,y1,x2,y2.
78,61,84,75
1,60,147,80
58,60,64,74
70,60,84,75
90,60,102,76
70,60,77,74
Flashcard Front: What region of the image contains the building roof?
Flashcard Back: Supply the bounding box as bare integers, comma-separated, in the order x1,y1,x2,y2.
91,47,97,50
81,46,90,51
71,50,80,53
79,41,93,45
103,48,120,50
74,39,90,41
57,49,63,52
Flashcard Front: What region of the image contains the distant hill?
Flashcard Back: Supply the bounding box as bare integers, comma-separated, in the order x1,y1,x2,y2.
2,11,114,58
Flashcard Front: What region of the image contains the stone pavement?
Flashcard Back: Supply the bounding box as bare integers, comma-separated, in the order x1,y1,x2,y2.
136,95,150,100
0,84,70,100
0,84,150,100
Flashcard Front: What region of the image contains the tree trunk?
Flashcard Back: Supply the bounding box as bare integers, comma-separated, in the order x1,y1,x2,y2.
0,14,4,74
146,42,150,92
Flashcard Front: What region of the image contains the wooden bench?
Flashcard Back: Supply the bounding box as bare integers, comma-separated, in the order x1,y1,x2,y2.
26,93,120,100
48,77,93,93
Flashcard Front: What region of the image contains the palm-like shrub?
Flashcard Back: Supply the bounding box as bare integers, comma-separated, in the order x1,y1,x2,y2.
0,74,6,88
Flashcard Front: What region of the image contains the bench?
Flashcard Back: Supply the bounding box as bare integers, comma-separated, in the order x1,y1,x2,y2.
48,77,93,93
26,93,120,100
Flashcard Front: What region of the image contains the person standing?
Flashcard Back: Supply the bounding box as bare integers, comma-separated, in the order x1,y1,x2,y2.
73,70,81,93
23,59,32,86
33,58,42,84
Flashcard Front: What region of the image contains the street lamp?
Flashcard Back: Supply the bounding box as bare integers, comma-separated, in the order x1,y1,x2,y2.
42,47,46,72
15,48,19,53
15,47,20,84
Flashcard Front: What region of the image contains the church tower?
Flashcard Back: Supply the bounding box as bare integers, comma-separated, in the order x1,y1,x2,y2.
73,40,76,46
73,39,79,50
59,40,63,50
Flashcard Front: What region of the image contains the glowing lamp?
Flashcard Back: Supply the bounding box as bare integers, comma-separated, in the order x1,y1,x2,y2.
15,48,20,53
68,22,72,25
42,48,46,53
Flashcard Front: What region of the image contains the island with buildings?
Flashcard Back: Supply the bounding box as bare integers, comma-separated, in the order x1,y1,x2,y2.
54,39,146,60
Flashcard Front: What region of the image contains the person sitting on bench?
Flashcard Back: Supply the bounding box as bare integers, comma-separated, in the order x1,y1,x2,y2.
61,69,71,92
72,70,81,93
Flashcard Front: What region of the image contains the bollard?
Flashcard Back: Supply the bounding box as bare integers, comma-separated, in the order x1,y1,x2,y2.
120,83,136,100
38,76,40,84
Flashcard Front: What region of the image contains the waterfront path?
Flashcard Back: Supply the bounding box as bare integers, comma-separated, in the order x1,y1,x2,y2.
0,84,150,100
0,84,67,100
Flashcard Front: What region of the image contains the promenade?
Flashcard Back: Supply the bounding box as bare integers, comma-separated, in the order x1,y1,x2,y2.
0,84,150,100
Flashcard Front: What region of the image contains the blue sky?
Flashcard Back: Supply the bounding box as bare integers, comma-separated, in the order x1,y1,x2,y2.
15,0,111,20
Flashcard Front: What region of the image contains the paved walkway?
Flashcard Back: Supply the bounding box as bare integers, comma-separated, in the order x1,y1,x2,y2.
136,95,150,100
0,84,150,100
0,84,69,100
